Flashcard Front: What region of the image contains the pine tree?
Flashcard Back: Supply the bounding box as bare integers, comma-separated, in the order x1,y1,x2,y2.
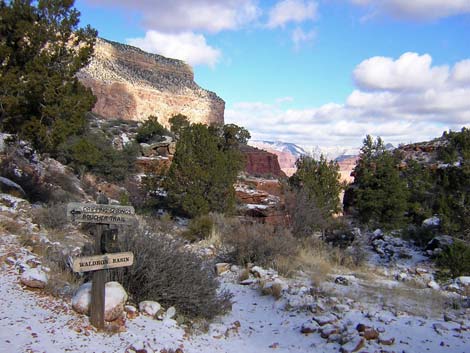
0,0,97,153
353,135,408,229
164,123,244,217
288,154,344,237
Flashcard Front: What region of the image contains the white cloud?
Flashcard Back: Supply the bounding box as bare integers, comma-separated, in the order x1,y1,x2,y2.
351,0,470,20
127,31,221,67
85,0,261,33
227,53,470,148
267,0,318,28
291,27,316,48
353,52,449,91
452,59,470,85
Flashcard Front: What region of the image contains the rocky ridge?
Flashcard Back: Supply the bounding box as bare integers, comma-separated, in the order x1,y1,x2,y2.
77,38,225,126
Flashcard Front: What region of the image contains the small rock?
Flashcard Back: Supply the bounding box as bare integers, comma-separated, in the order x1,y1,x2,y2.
356,323,369,332
300,321,319,334
379,337,395,345
164,306,176,320
320,324,339,339
125,305,139,319
433,323,449,334
335,276,350,286
427,280,440,290
362,328,380,340
20,267,48,289
215,263,230,276
313,313,338,326
139,301,161,317
251,266,267,278
340,337,365,353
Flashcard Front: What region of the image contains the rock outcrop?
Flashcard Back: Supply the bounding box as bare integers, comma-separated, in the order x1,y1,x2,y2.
77,38,225,126
240,145,285,178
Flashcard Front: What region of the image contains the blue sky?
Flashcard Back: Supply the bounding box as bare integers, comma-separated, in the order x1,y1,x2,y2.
75,0,470,148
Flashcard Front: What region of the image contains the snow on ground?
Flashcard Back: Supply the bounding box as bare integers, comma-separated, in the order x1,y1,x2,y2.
1,257,469,353
1,196,469,353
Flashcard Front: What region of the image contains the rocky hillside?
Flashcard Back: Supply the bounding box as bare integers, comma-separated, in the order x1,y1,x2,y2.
77,38,225,126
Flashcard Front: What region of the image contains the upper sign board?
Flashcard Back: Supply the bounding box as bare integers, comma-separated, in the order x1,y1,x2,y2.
67,203,136,225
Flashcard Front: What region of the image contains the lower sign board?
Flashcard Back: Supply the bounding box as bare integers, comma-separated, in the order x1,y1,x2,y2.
67,203,136,225
72,252,134,273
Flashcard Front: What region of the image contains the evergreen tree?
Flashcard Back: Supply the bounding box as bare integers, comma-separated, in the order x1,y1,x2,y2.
164,123,244,217
353,135,408,229
288,154,344,237
0,0,97,153
169,114,190,139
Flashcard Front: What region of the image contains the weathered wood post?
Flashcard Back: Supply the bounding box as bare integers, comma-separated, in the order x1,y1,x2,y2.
67,198,136,330
90,195,108,329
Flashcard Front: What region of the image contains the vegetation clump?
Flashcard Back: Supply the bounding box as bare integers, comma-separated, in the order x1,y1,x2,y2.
0,0,97,154
164,123,246,217
288,154,344,237
110,226,232,320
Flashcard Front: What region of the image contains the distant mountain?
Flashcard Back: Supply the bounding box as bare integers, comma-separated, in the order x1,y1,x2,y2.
250,141,307,158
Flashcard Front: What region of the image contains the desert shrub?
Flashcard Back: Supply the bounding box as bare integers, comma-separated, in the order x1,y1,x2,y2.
437,240,470,278
32,203,68,230
108,227,232,319
183,214,214,242
221,221,298,269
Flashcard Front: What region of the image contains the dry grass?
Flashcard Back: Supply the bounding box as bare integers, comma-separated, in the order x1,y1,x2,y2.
0,218,26,236
347,280,449,317
43,259,83,298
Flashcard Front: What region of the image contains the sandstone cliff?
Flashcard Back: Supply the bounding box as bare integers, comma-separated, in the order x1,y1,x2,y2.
77,38,225,126
240,145,286,178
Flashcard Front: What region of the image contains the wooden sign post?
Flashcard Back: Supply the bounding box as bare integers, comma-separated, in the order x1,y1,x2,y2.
68,198,136,330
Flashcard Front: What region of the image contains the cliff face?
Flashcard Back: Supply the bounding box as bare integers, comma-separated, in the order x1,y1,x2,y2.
240,145,286,178
77,38,225,126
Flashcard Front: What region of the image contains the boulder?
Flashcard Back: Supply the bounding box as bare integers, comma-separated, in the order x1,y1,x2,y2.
426,235,453,251
72,282,92,315
422,216,440,228
455,276,470,288
72,282,128,321
20,267,48,289
105,282,128,321
139,300,161,317
0,177,26,197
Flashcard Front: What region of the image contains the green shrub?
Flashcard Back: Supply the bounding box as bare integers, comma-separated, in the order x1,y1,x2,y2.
136,116,171,143
437,240,470,278
57,133,139,181
108,227,232,320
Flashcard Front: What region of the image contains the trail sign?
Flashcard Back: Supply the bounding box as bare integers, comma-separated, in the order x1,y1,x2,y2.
72,252,134,273
67,196,136,330
67,203,135,225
